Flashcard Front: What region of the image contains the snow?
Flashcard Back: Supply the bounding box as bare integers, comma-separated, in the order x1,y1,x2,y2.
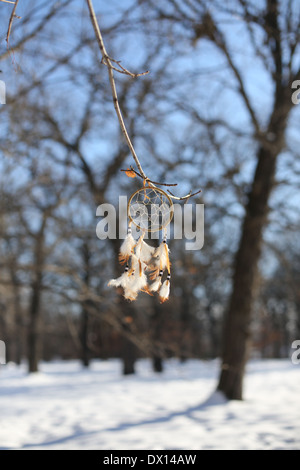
0,359,299,450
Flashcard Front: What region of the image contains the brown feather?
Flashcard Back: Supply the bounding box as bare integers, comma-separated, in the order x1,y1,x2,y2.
149,267,160,280
118,253,130,265
141,285,154,296
123,290,138,301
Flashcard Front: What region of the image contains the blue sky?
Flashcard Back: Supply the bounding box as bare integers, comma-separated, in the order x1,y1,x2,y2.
0,0,299,277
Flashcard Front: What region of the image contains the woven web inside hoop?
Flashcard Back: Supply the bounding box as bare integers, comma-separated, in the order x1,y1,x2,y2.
128,187,173,232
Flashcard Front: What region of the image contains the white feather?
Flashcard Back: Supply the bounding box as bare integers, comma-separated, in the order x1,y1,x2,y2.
131,253,147,273
127,258,147,291
153,241,164,259
123,287,138,301
149,276,162,292
119,233,136,263
130,253,139,268
134,232,146,258
147,241,170,280
123,264,147,300
140,241,155,263
132,269,148,291
159,280,170,303
153,242,170,270
108,272,130,289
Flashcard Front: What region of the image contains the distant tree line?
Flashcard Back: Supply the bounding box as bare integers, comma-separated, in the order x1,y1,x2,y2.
0,0,299,400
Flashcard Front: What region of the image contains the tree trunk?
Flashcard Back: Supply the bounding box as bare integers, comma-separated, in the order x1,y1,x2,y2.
217,136,287,398
28,277,42,373
15,310,23,366
122,335,136,375
80,309,90,367
80,243,91,368
217,45,294,397
119,296,137,375
13,278,22,365
27,220,46,374
150,298,164,373
180,284,192,361
152,355,163,373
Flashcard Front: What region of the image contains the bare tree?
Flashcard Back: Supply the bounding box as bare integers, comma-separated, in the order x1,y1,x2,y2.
136,0,300,399
215,0,300,399
1,0,299,393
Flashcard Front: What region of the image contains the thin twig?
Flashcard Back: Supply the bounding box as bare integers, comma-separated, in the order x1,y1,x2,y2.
167,189,202,201
1,1,16,4
101,56,149,78
6,0,20,45
121,167,178,186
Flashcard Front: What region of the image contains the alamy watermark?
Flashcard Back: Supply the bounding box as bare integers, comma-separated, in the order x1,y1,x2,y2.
291,80,300,105
96,197,204,251
291,340,300,365
0,80,6,105
0,340,6,365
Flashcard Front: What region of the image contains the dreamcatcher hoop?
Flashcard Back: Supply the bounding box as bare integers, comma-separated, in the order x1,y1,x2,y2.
127,186,174,233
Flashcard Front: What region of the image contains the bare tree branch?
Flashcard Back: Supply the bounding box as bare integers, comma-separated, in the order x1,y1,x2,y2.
215,35,261,135
167,188,202,201
101,55,149,78
86,0,148,180
6,0,20,46
0,0,73,62
121,167,178,187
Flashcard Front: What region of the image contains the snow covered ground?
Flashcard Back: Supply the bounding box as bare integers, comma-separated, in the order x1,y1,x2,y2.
0,358,299,450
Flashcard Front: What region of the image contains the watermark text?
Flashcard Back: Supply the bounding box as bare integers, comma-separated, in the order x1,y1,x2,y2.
0,340,6,365
291,80,300,105
0,80,6,105
96,197,204,251
291,340,300,365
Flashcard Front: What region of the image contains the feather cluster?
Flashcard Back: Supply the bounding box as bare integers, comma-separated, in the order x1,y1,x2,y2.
108,228,171,303
147,237,171,302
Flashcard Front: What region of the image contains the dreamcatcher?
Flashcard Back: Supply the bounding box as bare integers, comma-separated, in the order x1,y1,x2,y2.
87,5,201,302
108,181,174,303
